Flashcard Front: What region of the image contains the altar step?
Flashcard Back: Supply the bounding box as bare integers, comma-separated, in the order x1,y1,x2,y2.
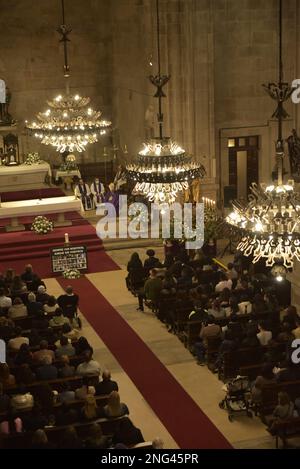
0,221,104,263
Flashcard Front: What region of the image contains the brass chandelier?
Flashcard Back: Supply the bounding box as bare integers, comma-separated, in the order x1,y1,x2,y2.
125,0,205,204
226,0,299,269
26,0,111,153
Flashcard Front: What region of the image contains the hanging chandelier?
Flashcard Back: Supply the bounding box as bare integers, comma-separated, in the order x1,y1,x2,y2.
25,0,111,153
226,0,298,269
125,0,205,204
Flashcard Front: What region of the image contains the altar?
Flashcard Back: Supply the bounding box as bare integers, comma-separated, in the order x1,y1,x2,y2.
0,162,51,192
0,196,81,232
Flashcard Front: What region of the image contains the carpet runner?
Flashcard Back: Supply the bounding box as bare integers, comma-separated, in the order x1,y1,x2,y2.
58,275,232,449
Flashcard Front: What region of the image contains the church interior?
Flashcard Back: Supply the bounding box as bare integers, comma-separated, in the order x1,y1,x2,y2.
1,0,300,452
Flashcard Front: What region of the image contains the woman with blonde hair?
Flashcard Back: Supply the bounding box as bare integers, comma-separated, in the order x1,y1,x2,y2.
81,394,99,421
103,391,129,418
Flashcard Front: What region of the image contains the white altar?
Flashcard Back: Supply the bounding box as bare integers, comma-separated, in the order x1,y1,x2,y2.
0,196,81,232
0,162,51,192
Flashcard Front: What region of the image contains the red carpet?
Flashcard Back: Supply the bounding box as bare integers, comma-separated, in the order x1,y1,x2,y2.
0,188,65,202
58,276,232,449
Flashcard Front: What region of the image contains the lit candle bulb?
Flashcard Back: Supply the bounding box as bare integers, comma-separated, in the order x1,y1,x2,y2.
65,233,69,244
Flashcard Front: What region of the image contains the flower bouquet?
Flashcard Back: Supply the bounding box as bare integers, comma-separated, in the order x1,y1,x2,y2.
59,154,78,172
62,268,81,279
31,216,54,235
24,152,42,165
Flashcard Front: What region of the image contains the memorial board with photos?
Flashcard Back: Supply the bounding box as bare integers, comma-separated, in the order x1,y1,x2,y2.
51,245,88,273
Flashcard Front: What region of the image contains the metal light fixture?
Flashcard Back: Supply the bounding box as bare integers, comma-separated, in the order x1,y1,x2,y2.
125,0,205,204
25,0,111,153
226,0,299,270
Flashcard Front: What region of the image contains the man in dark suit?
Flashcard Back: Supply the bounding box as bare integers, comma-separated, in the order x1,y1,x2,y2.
95,370,118,396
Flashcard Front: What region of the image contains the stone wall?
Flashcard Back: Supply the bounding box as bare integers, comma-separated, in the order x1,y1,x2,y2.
0,0,300,194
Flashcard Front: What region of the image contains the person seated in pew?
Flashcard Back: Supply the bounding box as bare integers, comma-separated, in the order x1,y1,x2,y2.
32,310,49,331
275,361,300,382
14,343,33,366
57,322,81,344
207,298,226,320
15,363,36,385
215,272,232,293
59,382,76,403
103,391,129,418
20,264,43,292
33,340,55,364
10,276,27,298
188,297,209,323
0,287,12,309
0,383,10,413
251,363,276,404
292,317,300,339
36,356,58,381
85,422,111,449
256,321,272,346
81,394,102,421
75,376,96,400
277,322,295,343
36,285,50,305
55,336,76,358
95,370,119,396
0,363,16,387
49,308,70,328
43,296,59,315
55,402,79,426
27,292,43,316
27,328,43,348
194,316,222,365
264,392,296,432
31,429,55,449
4,268,15,293
177,266,193,290
58,355,75,378
74,337,93,357
112,417,144,447
8,326,29,350
160,271,177,296
241,328,260,348
59,425,83,449
8,297,28,319
281,305,299,329
76,349,101,377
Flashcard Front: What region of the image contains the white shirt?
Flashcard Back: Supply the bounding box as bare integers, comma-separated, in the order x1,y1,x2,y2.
8,336,29,350
76,360,101,376
215,279,232,293
257,330,272,346
0,295,12,308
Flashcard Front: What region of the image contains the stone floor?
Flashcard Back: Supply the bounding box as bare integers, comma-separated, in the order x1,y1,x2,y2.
44,246,275,449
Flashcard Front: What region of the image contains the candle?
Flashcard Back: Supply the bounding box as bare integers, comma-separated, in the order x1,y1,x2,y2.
65,233,69,244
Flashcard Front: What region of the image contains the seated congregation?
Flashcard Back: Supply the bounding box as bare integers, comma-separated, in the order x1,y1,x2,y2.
126,246,300,448
0,264,156,449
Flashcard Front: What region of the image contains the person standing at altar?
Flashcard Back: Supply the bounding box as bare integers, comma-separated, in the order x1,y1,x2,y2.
74,179,93,211
90,177,105,206
104,183,120,215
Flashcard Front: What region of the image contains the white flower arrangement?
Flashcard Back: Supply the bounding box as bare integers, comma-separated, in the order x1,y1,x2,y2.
24,152,42,165
31,215,54,235
62,268,81,279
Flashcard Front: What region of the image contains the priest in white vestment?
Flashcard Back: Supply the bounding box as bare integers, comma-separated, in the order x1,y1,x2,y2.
90,177,105,206
74,179,93,211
